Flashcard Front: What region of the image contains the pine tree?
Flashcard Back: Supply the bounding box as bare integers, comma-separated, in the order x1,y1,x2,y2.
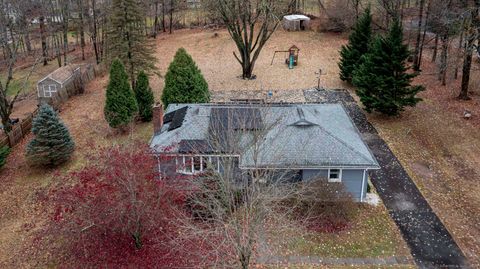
26,104,75,167
104,59,138,128
161,48,210,107
0,146,10,169
134,71,155,122
107,0,157,87
352,19,425,116
338,7,372,82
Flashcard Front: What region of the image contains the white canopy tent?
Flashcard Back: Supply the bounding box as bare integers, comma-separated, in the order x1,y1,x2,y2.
283,14,311,31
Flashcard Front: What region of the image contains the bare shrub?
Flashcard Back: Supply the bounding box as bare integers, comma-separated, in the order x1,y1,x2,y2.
281,178,360,233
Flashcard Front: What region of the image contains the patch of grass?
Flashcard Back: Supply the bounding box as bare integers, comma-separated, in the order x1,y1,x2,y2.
269,205,409,259
4,78,32,96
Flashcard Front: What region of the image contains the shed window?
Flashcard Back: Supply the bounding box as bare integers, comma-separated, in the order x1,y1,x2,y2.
328,169,342,182
43,84,57,97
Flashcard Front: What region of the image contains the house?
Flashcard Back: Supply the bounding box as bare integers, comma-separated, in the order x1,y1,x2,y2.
283,14,311,31
150,103,379,202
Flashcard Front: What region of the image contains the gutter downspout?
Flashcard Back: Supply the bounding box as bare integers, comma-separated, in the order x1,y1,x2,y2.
360,169,367,202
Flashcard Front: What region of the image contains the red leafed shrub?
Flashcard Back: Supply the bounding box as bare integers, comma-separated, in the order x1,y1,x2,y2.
40,143,198,267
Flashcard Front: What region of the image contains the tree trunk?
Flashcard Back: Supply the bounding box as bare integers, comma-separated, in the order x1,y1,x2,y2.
459,42,473,100
123,7,135,88
162,0,166,32
63,13,69,66
18,14,33,54
354,0,360,19
418,0,431,70
101,15,107,61
24,32,32,53
431,33,438,62
153,1,159,38
454,26,464,80
79,0,86,60
242,62,254,79
55,34,62,67
438,33,448,85
91,0,100,64
458,5,479,100
40,16,48,66
413,0,425,71
169,0,174,34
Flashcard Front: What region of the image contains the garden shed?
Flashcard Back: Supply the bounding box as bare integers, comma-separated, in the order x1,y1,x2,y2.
37,64,94,107
283,14,311,31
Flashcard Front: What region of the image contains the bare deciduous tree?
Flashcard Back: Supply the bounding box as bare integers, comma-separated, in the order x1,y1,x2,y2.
458,1,480,100
167,107,358,269
0,0,40,132
213,0,288,79
413,0,426,71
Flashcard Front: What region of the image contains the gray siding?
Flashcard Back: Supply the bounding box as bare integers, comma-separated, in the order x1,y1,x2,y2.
302,168,367,202
37,78,62,98
341,169,365,202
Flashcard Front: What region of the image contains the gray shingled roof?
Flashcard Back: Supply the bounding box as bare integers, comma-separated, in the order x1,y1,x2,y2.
38,64,80,85
150,103,379,169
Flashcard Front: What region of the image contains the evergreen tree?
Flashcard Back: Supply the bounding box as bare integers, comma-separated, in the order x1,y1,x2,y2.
352,19,425,116
134,71,155,122
104,59,138,128
338,7,372,82
107,0,157,87
0,146,10,169
26,104,75,167
161,48,210,107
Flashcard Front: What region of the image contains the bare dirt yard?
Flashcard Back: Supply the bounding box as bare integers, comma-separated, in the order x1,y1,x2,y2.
1,27,479,267
150,28,349,102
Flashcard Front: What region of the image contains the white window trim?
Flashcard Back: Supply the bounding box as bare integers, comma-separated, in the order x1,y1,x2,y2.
43,84,57,97
176,155,222,175
328,168,342,183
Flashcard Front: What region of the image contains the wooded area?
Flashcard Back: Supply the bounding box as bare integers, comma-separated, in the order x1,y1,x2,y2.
1,0,479,130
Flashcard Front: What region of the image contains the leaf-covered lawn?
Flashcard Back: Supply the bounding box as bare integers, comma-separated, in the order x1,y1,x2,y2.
267,202,410,259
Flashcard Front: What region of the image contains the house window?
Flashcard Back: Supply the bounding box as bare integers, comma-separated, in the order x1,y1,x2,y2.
328,169,342,182
43,84,57,97
202,157,209,171
193,157,201,172
175,157,182,173
176,155,221,175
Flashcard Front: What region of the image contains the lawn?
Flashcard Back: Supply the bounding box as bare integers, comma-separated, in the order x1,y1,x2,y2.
277,207,407,258
265,198,410,260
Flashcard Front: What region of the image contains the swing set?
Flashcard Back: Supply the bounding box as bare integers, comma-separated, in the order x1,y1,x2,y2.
270,45,300,69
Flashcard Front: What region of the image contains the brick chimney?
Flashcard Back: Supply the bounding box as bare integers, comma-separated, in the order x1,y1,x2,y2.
153,103,164,134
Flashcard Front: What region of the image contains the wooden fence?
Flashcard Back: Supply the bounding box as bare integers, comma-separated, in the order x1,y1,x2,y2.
0,108,38,148
0,63,101,149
